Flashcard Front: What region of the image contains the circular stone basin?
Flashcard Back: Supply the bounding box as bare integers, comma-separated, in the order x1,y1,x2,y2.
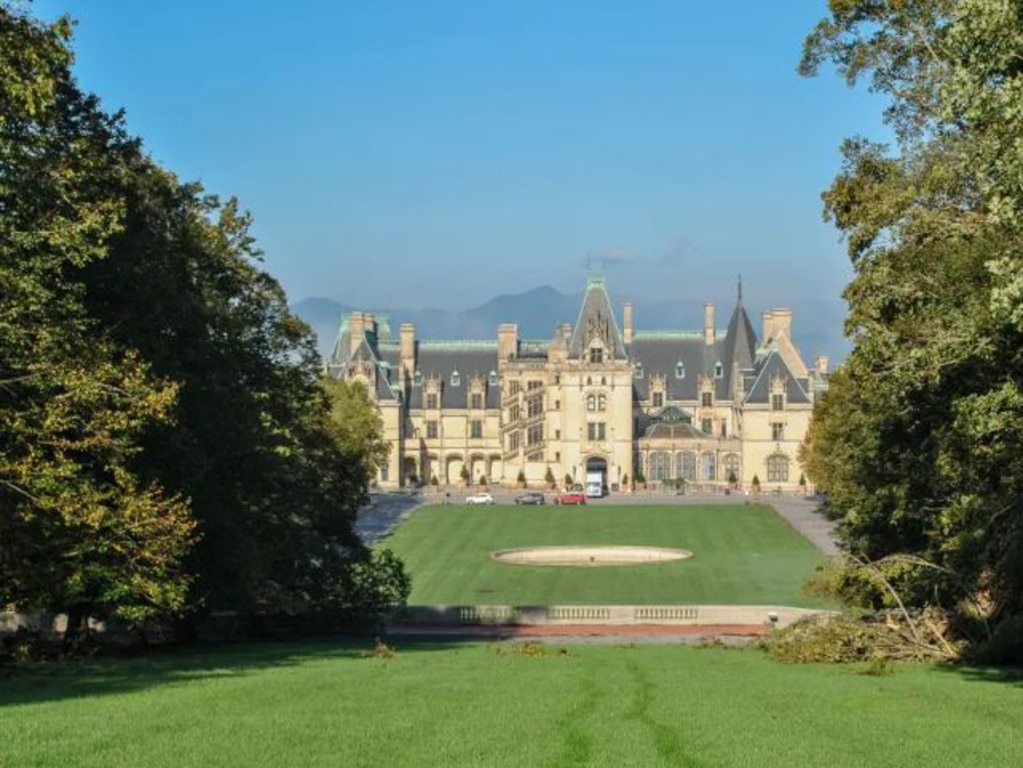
491,545,692,567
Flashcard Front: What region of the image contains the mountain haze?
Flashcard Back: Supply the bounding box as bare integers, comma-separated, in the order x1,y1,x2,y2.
291,287,849,364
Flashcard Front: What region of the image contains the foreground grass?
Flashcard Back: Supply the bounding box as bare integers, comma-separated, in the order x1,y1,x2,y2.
1,641,1020,767
384,503,829,606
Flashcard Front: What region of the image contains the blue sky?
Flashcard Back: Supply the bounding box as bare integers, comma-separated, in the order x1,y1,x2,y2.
33,0,888,314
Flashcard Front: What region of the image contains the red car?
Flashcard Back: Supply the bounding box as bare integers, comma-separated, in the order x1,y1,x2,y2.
554,491,587,505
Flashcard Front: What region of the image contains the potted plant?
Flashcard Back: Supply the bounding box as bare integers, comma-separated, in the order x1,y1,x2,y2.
635,470,646,490
517,469,527,488
622,473,629,492
478,475,487,487
564,473,573,489
430,474,439,491
798,473,807,494
751,474,761,494
544,466,556,489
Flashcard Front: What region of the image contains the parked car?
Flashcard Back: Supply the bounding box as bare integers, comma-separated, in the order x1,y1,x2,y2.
554,491,587,505
514,492,545,505
465,492,495,505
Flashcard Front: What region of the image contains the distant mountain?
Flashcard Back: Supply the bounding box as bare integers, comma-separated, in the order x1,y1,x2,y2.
291,287,850,365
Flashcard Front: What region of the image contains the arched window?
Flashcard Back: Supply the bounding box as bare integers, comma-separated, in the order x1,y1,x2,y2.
700,452,716,481
678,452,697,481
587,394,596,411
714,360,723,378
649,452,672,482
675,361,685,379
489,370,499,386
767,453,790,483
598,394,607,411
450,370,460,386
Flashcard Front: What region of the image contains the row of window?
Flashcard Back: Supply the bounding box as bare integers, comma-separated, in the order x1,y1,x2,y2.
634,362,724,380
415,370,500,387
424,420,484,439
644,452,742,482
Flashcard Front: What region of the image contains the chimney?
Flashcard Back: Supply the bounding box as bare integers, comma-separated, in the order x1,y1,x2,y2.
814,355,829,376
703,304,715,345
498,323,518,362
762,311,775,343
772,308,792,340
348,312,366,355
623,303,634,345
400,322,416,377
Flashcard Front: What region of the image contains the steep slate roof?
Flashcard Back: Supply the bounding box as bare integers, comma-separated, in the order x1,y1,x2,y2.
407,341,501,410
720,299,757,395
567,275,628,360
629,332,725,401
743,349,811,405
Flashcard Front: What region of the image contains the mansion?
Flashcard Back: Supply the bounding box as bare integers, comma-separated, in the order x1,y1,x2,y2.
326,276,828,492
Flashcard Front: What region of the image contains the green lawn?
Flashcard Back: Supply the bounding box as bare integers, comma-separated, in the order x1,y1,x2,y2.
383,503,830,607
2,642,1020,768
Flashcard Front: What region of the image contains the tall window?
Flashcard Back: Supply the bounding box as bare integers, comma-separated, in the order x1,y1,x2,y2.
508,431,520,452
527,380,544,390
767,453,789,483
470,420,483,439
700,452,716,481
426,421,438,439
527,424,544,445
527,395,543,418
587,422,606,441
701,418,713,434
720,419,727,437
426,393,438,409
598,394,606,411
509,380,521,396
771,393,784,411
652,392,664,408
509,404,521,422
701,391,713,407
678,452,697,481
587,394,596,411
772,422,785,441
649,452,671,482
724,453,740,482
471,393,483,410
590,346,603,364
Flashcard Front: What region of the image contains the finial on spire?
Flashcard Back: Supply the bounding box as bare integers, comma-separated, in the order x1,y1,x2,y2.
737,274,743,303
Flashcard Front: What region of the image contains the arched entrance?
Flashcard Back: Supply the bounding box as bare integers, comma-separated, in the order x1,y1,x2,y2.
585,456,608,498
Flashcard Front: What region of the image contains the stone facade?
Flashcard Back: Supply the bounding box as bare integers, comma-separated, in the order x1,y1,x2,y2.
326,276,828,492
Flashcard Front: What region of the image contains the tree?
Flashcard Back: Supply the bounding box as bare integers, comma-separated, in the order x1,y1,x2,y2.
322,377,389,484
0,6,197,644
517,470,527,487
544,466,556,488
801,0,1023,647
460,465,471,485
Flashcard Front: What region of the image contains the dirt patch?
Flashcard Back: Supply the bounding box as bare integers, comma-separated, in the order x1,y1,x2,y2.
491,545,692,567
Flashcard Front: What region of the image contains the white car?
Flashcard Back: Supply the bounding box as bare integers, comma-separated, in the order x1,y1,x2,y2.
465,492,495,505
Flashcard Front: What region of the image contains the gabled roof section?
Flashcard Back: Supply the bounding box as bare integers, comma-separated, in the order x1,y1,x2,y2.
743,349,811,406
407,341,501,410
567,275,627,360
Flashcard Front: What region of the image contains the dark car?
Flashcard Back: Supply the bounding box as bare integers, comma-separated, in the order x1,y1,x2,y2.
554,492,587,505
514,492,545,505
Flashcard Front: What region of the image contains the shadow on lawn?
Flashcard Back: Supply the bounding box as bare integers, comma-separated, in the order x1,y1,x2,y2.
0,636,476,707
932,664,1023,688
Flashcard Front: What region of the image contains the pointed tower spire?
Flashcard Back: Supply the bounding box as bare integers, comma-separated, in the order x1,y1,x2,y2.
737,274,743,303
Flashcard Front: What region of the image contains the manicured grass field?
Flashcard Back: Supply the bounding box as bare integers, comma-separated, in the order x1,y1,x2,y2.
2,642,1020,767
383,503,830,607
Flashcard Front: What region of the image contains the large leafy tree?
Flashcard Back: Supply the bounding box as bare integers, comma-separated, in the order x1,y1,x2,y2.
2,3,407,641
802,0,1023,642
0,6,195,640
